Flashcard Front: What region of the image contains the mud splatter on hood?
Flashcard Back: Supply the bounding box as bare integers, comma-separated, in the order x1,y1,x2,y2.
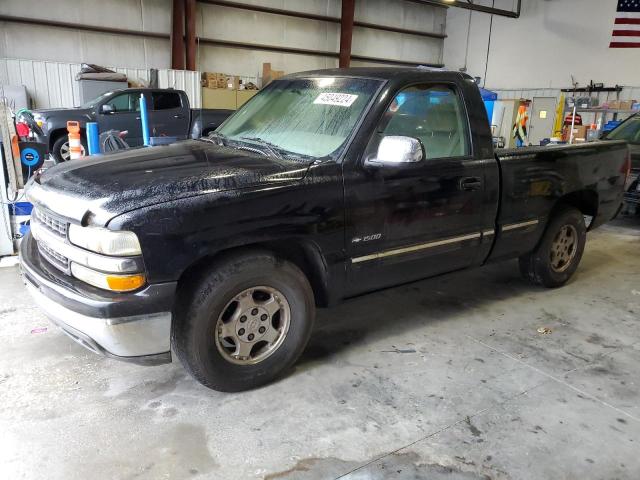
27,140,312,226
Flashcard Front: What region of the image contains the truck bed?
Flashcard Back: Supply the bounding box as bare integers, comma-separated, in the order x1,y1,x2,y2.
489,140,629,262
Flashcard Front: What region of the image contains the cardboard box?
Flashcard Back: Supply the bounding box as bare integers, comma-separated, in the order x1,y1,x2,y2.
202,88,237,109
262,62,284,86
202,72,227,89
226,75,240,90
619,100,635,110
237,90,258,107
563,125,588,143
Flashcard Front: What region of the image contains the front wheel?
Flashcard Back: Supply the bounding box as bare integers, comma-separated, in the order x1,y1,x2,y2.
51,134,86,163
519,206,586,288
172,252,315,392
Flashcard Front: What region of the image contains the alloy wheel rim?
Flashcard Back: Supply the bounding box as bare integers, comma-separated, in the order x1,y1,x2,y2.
214,286,291,365
60,141,85,161
550,224,578,273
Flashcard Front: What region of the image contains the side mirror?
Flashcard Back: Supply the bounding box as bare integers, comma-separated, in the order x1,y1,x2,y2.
100,104,115,114
365,136,424,168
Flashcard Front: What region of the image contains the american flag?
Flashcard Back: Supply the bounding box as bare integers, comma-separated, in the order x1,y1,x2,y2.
610,0,640,48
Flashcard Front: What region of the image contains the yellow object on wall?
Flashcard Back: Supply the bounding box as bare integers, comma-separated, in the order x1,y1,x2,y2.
553,94,565,137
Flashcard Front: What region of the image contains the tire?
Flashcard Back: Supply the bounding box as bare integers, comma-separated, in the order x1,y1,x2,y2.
51,134,87,163
172,251,315,392
519,206,586,288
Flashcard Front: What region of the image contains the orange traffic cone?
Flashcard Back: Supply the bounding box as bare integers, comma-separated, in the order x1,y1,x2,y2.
67,121,83,160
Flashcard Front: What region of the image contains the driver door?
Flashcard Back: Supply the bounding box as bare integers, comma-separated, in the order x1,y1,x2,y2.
97,92,145,146
344,83,488,295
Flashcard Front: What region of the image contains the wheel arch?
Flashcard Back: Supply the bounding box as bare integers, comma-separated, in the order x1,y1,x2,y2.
175,239,331,308
553,189,598,229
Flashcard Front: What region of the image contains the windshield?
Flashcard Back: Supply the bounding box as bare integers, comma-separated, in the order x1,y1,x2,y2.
216,77,383,159
79,91,114,109
605,115,640,144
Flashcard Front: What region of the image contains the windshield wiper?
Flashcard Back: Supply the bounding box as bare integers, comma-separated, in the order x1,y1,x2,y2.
202,131,227,145
239,136,285,159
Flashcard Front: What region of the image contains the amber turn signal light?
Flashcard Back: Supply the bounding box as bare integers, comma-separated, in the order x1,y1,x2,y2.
106,274,146,292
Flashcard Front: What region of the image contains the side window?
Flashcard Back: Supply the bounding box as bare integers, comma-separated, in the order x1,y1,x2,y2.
381,84,470,159
152,92,182,110
104,93,139,113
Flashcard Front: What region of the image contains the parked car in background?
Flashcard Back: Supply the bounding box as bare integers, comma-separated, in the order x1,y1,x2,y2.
31,88,233,162
602,113,640,213
21,68,629,392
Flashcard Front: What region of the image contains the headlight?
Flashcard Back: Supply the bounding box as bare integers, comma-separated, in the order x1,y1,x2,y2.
68,225,141,256
71,263,146,292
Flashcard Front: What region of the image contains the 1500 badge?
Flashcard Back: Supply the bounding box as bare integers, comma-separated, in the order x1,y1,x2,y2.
351,233,382,243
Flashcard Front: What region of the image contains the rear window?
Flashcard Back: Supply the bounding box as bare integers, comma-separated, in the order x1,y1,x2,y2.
152,92,182,110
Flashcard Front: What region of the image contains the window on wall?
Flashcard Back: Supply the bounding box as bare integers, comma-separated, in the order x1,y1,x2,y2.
381,84,470,159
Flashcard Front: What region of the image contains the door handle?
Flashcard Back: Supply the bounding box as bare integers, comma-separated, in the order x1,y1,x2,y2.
459,177,482,191
173,115,185,119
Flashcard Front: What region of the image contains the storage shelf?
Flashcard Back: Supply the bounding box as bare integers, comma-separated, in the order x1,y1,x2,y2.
562,108,637,114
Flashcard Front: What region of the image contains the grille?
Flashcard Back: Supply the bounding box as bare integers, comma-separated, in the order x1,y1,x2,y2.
33,208,67,237
38,242,70,273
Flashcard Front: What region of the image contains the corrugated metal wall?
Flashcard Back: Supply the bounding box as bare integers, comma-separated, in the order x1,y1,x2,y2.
0,58,201,109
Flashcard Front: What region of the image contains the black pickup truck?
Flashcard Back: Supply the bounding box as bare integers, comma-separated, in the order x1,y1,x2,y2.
31,88,232,162
20,68,630,392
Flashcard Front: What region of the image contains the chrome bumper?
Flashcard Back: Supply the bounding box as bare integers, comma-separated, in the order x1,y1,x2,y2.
20,233,174,365
25,282,171,362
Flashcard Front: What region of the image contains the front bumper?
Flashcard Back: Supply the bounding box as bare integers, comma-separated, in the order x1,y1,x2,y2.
19,233,175,365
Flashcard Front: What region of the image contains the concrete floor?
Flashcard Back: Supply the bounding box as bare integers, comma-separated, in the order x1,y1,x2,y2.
1,218,639,480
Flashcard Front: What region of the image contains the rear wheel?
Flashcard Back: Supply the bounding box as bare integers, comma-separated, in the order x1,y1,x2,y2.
519,206,586,288
172,251,315,392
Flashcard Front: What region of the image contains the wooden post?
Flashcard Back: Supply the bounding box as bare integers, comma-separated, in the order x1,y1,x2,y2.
185,0,196,71
170,0,185,70
339,0,355,68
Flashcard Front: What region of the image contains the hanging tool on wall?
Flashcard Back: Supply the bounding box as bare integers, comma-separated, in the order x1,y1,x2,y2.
553,94,565,138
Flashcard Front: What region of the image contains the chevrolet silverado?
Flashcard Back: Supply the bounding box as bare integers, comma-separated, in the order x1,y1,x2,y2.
20,68,630,391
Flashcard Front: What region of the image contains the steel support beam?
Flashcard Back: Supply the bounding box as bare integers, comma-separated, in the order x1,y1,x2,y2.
407,0,521,18
171,0,185,70
339,0,355,68
198,0,446,39
185,0,197,70
0,15,444,68
0,15,169,39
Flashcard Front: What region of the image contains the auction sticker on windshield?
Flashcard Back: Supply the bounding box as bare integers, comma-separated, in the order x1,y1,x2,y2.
314,93,358,107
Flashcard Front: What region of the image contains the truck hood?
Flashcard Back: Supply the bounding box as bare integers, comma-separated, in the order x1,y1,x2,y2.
27,140,312,226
